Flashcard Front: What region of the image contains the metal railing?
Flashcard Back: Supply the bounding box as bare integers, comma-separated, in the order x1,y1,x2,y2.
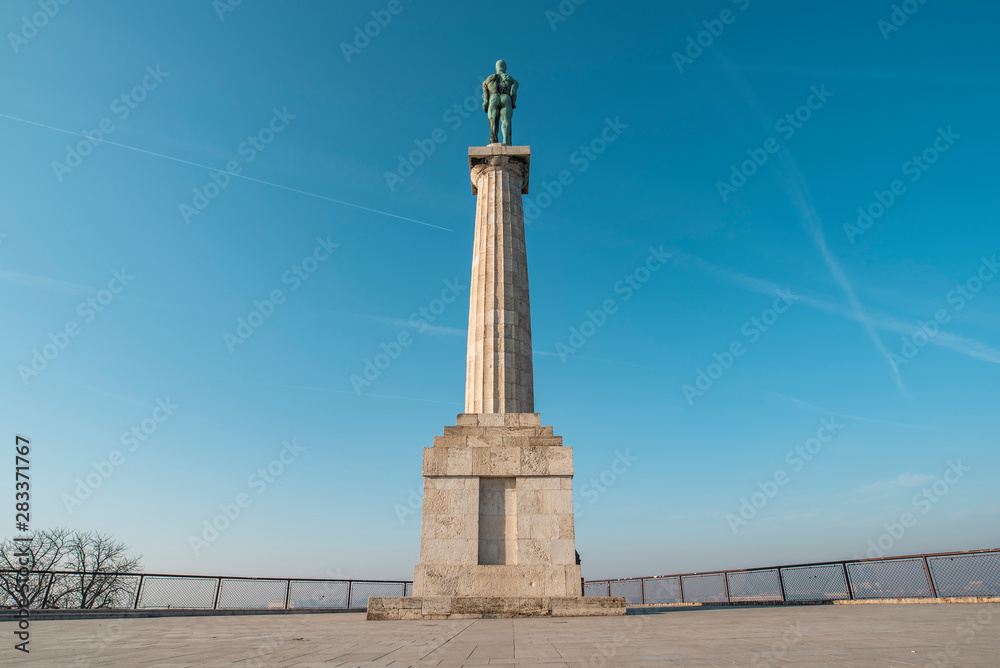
5,548,996,610
0,571,412,610
583,548,1000,604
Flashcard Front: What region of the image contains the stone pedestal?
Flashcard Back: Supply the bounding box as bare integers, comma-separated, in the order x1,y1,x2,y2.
368,145,624,619
414,412,579,598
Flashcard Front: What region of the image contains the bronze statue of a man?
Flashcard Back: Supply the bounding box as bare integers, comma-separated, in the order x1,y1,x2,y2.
482,60,518,145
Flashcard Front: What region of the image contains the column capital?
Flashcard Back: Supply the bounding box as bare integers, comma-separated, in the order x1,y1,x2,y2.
469,145,530,195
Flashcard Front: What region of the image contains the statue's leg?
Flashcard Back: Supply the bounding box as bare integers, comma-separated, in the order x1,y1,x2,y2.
500,94,513,145
487,94,501,144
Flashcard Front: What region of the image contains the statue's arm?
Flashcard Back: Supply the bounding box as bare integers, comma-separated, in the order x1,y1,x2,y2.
482,80,489,112
510,79,518,109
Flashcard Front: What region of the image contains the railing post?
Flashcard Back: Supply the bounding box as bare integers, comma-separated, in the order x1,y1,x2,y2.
132,575,145,610
284,579,291,609
347,581,353,609
640,578,646,605
213,577,223,610
922,557,939,598
723,572,731,603
777,568,786,603
41,572,55,608
678,576,685,603
843,562,854,600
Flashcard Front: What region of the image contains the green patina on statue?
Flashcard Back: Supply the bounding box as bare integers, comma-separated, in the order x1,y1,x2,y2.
482,60,518,145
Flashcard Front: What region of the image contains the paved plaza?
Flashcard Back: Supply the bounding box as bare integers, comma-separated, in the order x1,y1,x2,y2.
4,603,998,666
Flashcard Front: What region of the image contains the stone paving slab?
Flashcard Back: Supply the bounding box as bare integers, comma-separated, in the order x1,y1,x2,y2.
2,603,998,667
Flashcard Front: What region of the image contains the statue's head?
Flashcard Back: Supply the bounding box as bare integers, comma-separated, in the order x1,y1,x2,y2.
495,60,507,74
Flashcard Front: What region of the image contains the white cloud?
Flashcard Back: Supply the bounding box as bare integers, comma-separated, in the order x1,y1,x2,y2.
854,473,936,498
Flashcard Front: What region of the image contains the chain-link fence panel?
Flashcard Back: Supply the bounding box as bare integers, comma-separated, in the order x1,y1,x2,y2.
928,553,1000,597
680,574,727,603
217,579,287,609
583,581,609,597
288,580,350,609
0,572,143,609
641,577,681,604
404,582,413,597
87,574,140,609
727,569,782,602
348,582,408,609
609,579,643,604
846,558,932,599
137,576,218,609
43,572,81,609
781,565,850,601
0,571,50,608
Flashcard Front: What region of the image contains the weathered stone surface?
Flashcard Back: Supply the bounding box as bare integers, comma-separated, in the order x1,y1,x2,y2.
465,146,534,414
367,596,626,620
441,422,555,443
414,565,582,597
424,444,572,478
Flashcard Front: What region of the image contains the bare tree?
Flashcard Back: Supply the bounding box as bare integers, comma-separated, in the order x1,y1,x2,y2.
63,531,143,609
0,528,72,608
0,529,142,609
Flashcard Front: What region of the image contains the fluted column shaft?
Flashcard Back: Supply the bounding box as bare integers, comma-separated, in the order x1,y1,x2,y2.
465,146,533,414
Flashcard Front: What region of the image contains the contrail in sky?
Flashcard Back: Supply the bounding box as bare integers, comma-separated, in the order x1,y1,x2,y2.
0,112,451,232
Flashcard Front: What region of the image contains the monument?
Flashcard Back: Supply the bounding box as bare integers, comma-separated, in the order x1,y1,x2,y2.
368,62,625,620
483,59,518,145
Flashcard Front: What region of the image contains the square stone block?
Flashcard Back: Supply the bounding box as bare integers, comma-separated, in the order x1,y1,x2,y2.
501,431,532,447
426,476,477,491
423,447,447,476
449,488,478,515
541,489,574,515
423,489,449,514
421,596,454,616
551,539,575,564
516,538,551,565
544,566,567,594
447,447,473,475
466,433,494,448
423,513,476,540
546,447,573,475
518,514,557,540
471,447,519,476
516,490,542,514
433,434,463,448
558,514,575,538
478,413,504,427
517,476,567,491
419,538,477,565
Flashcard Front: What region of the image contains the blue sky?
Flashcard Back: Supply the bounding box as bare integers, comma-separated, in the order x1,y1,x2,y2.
1,0,997,581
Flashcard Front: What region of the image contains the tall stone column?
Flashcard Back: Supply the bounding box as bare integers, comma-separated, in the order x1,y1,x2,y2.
367,143,625,620
465,145,534,414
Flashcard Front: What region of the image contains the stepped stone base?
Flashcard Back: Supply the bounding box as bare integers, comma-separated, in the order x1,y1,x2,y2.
366,596,626,620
